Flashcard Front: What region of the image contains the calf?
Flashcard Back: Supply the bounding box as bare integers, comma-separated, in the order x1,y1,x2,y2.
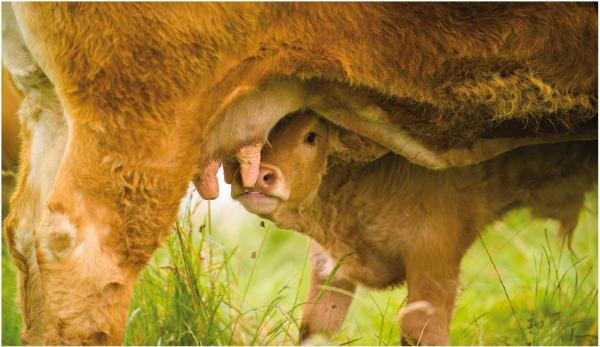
231,111,597,345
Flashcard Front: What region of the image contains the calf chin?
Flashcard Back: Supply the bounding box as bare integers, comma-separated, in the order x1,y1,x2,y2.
236,192,280,215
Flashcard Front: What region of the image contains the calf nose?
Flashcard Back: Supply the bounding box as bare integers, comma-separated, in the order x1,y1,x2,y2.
255,165,280,192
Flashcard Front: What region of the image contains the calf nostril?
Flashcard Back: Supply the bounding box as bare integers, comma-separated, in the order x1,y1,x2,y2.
263,173,274,183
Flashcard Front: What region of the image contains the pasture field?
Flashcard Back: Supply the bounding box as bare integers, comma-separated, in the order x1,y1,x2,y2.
2,188,598,346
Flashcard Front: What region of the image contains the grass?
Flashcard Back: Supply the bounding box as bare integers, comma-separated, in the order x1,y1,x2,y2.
2,190,597,345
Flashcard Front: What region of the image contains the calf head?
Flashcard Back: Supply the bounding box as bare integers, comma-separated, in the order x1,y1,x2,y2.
231,110,388,219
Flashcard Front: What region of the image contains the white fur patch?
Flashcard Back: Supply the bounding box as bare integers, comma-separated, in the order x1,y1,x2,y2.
7,95,67,273
396,300,435,320
27,108,68,200
318,252,337,279
13,90,68,264
72,223,101,260
311,242,339,279
14,223,34,257
2,3,38,78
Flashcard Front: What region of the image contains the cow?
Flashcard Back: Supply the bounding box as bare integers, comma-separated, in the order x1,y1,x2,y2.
2,3,596,345
231,110,597,345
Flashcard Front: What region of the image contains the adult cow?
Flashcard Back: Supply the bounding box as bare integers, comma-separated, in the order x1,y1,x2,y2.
2,3,596,345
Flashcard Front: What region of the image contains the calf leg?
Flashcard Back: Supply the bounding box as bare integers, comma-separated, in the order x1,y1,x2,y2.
300,242,356,343
401,265,460,346
400,228,468,346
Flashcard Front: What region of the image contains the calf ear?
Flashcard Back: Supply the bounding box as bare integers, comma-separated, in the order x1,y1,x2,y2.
330,128,389,163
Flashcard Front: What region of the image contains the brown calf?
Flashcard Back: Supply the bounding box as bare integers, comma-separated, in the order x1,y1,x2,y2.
232,111,597,345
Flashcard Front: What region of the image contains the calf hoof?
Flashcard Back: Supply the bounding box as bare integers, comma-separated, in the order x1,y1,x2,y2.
401,331,449,346
300,324,337,346
299,329,331,346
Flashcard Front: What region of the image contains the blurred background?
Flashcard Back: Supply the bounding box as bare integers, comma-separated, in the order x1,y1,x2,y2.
1,69,598,345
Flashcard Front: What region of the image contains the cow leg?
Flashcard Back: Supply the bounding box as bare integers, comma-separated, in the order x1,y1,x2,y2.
300,242,356,343
3,94,67,343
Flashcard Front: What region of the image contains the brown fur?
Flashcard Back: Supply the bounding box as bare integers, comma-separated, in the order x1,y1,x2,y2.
3,3,596,344
2,67,22,168
232,111,597,345
2,66,23,219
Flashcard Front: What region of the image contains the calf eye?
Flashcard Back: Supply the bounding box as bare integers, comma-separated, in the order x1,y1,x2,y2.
305,132,318,145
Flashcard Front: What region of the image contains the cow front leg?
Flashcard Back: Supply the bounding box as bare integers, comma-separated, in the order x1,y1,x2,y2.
300,242,356,343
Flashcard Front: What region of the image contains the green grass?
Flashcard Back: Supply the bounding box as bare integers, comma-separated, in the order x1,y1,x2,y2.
2,192,597,345
2,240,21,346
